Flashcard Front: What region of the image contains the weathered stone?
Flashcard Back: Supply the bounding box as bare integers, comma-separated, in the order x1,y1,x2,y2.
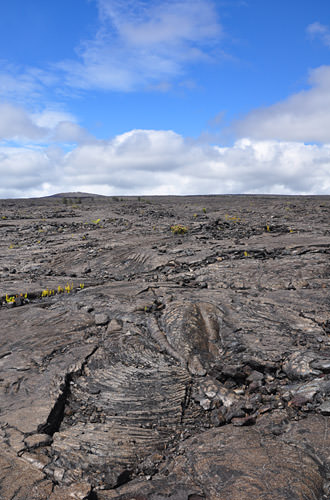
106,318,122,333
24,433,53,449
49,482,93,499
94,312,109,325
319,401,330,415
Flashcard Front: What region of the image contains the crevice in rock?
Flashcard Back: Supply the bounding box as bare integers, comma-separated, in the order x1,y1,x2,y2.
113,469,133,488
37,346,99,436
181,381,192,424
87,488,99,500
38,372,72,436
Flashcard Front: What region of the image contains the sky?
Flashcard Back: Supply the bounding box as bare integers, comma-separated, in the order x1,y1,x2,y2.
1,0,330,198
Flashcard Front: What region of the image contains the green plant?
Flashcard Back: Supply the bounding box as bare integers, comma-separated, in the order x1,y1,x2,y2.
65,282,74,293
5,292,28,305
202,207,206,213
40,282,74,298
171,224,188,235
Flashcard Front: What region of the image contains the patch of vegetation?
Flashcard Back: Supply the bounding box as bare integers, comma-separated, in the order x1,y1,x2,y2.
3,292,28,306
171,224,188,235
1,282,85,307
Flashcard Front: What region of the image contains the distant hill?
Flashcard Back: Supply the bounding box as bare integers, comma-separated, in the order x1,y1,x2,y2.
48,192,108,198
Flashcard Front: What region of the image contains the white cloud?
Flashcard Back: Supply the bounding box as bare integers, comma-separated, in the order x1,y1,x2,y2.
0,102,92,145
52,121,94,144
0,60,58,103
102,0,220,45
0,146,52,198
235,65,330,143
0,103,47,141
31,110,76,129
0,1,221,99
1,130,329,198
307,22,330,47
57,0,221,91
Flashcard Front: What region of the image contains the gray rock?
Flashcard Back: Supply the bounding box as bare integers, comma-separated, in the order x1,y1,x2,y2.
319,401,330,415
24,433,52,449
107,318,122,333
94,312,109,325
310,359,330,373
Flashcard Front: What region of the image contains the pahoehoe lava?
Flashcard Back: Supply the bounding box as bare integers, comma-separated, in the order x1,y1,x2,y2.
0,194,330,499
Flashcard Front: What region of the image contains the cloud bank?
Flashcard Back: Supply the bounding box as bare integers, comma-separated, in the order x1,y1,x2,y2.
1,129,329,198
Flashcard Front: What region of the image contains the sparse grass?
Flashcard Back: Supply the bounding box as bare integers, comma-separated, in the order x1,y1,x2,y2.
171,224,188,235
4,292,28,305
2,282,85,307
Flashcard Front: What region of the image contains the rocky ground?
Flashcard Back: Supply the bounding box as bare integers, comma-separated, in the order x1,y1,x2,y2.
0,193,329,500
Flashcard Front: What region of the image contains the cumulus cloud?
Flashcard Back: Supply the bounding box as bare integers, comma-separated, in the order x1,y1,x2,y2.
1,129,329,198
0,103,47,141
52,121,94,144
0,146,52,199
235,65,330,143
307,22,330,47
31,110,77,129
0,102,92,145
57,0,221,91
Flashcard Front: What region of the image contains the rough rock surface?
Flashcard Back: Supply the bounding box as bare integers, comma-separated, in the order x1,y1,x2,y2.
0,194,330,499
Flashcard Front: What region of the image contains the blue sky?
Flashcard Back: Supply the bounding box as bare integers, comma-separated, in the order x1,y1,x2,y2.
1,0,330,197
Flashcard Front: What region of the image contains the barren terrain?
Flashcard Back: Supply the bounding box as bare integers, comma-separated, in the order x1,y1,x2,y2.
0,194,330,499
